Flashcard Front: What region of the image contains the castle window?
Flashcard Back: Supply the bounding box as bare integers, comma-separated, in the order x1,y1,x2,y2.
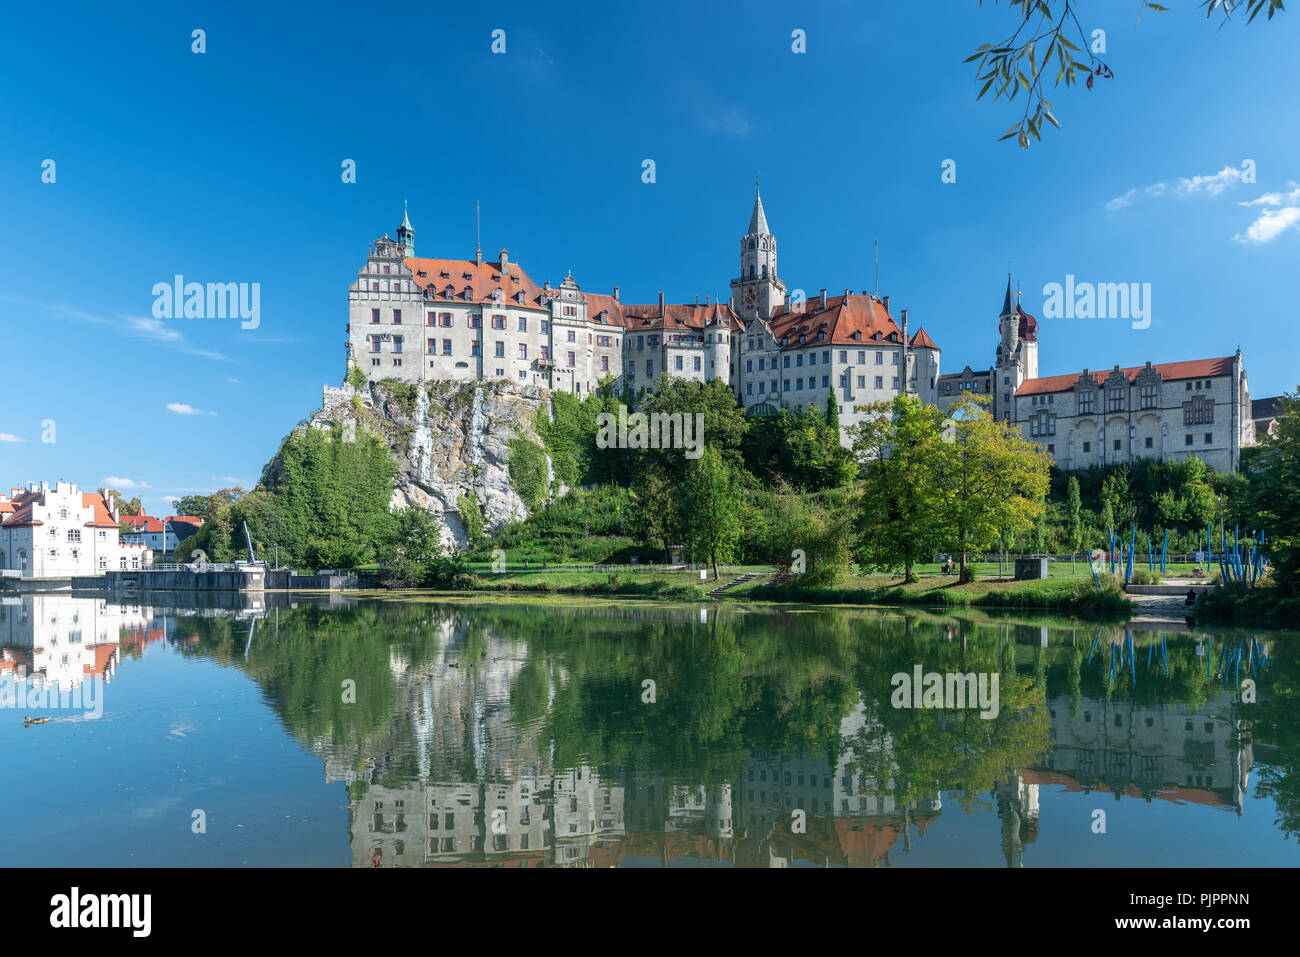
427,310,436,325
875,376,883,388
1083,441,1091,453
518,344,527,359
1184,396,1213,425
392,309,402,324
494,342,505,357
518,317,527,332
369,336,380,353
1079,391,1094,414
1108,388,1125,412
443,339,452,356
601,355,609,372
470,315,481,328
1140,384,1158,409
694,356,702,371
393,336,403,353
471,342,481,356
1145,437,1153,448
761,265,767,278
371,309,380,324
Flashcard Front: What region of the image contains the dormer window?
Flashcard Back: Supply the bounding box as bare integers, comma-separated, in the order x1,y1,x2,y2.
443,285,454,299
462,286,473,300
493,288,503,302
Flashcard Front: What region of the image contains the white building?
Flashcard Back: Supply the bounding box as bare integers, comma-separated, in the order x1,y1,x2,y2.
940,280,1254,472
0,482,152,578
341,189,941,446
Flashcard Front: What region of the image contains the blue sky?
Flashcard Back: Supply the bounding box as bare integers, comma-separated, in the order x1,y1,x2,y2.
2,0,1297,511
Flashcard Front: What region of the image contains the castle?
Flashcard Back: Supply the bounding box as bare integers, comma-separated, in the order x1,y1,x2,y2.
345,190,1252,471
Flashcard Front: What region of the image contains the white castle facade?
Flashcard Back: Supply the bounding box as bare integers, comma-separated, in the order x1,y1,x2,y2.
343,191,1252,470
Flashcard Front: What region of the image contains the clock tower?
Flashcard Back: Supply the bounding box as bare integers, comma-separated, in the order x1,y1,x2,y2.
730,182,785,323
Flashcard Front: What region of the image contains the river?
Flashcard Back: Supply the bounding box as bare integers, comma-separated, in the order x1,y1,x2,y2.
1,593,1296,867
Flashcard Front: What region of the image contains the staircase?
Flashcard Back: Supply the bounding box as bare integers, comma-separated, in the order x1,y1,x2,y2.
706,572,764,599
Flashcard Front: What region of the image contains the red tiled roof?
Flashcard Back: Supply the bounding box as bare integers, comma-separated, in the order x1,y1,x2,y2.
81,493,118,528
766,294,903,349
1,502,41,528
617,302,740,332
909,327,939,350
122,515,164,533
404,257,547,308
1017,356,1236,397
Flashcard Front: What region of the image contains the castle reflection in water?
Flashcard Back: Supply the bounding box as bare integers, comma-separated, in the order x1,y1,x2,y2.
318,618,1255,869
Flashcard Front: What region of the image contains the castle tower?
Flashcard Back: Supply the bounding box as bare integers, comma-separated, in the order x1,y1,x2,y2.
397,201,415,257
993,275,1039,422
730,182,785,323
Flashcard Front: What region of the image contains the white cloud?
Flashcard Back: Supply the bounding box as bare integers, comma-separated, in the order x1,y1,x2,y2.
0,432,25,443
1105,189,1136,211
225,376,242,384
1234,206,1300,245
1107,164,1247,211
0,299,232,363
103,477,150,489
210,476,243,484
166,402,216,416
1237,182,1300,208
1174,165,1244,197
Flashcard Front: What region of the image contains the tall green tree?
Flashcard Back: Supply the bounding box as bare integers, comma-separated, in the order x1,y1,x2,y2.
937,397,1052,580
680,445,741,580
850,397,948,583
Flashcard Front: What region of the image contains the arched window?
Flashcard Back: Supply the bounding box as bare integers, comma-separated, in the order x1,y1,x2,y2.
749,266,756,278
17,549,27,571
0,550,6,568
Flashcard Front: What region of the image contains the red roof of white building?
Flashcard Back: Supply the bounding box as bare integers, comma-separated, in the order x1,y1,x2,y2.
1016,356,1236,397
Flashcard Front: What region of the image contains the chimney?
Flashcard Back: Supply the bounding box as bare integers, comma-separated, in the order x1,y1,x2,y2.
706,294,711,306
658,291,665,316
695,295,699,306
613,286,619,301
498,249,509,268
819,289,827,309
844,289,851,301
883,295,890,313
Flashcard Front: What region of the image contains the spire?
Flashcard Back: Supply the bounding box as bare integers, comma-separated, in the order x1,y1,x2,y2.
397,200,414,256
1000,273,1014,319
748,180,769,235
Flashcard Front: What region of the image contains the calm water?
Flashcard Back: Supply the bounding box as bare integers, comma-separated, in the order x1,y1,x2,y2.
1,593,1297,868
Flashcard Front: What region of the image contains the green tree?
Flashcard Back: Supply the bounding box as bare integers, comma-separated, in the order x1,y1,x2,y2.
1249,390,1300,593
850,397,948,583
938,396,1052,580
680,445,742,580
1066,475,1083,556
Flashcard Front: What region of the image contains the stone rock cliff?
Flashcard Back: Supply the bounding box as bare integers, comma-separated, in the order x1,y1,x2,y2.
289,379,553,552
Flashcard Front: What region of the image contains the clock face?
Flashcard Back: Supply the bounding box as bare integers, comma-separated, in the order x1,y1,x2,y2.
745,288,755,305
